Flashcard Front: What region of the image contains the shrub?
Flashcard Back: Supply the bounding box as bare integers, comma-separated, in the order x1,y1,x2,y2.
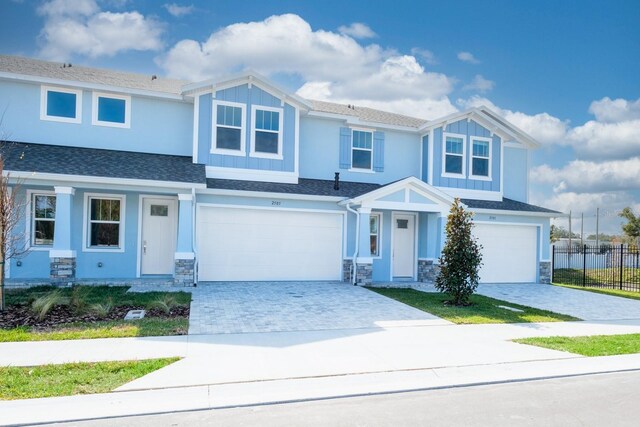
89,299,113,319
147,294,178,314
70,286,90,314
31,290,68,320
435,198,483,306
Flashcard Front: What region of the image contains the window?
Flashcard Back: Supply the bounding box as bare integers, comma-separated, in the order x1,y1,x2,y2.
251,106,283,158
352,130,373,170
471,138,491,179
86,195,124,250
92,92,130,128
370,214,381,257
212,101,245,155
31,193,56,246
40,86,82,123
443,134,465,177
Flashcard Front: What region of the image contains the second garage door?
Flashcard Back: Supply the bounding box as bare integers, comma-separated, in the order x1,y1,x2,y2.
197,207,344,281
472,223,538,283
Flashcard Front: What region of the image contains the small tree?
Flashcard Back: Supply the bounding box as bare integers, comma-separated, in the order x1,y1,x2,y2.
435,198,483,306
619,207,640,246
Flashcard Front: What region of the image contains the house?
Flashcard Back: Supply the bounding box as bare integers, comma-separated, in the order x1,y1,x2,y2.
0,55,559,287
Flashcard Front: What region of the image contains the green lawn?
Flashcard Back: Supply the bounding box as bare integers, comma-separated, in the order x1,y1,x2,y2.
0,318,189,342
552,282,640,301
514,334,640,357
367,288,579,324
0,358,179,400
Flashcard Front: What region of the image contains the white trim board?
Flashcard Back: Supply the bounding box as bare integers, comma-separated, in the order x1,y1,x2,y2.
435,187,503,202
40,85,82,124
91,91,131,129
205,166,298,184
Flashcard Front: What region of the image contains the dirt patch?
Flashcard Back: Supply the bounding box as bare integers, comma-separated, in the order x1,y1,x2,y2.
0,304,190,330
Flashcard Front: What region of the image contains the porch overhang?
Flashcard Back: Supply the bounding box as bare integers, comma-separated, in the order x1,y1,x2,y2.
339,176,453,214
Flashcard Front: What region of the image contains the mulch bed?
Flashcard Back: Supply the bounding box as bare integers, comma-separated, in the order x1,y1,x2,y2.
0,304,190,330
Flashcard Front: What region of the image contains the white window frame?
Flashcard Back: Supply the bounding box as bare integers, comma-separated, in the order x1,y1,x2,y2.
25,190,56,251
442,132,466,178
40,85,82,124
211,100,246,157
92,92,131,129
82,193,126,253
470,136,492,181
250,105,284,160
350,128,374,172
370,212,382,258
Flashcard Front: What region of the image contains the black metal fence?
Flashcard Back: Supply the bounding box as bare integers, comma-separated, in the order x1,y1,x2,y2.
552,244,640,291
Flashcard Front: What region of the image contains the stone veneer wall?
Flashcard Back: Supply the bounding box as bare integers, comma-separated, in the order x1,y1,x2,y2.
50,257,76,286
342,259,353,283
418,259,440,283
174,258,196,286
354,263,372,286
539,261,551,284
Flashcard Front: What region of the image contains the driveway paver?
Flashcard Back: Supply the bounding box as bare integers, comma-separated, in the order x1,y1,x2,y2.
188,281,449,334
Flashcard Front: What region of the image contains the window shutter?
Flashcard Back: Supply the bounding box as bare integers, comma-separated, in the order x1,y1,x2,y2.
373,131,385,172
339,127,351,169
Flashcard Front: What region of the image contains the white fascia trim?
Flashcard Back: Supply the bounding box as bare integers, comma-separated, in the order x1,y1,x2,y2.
356,257,373,264
470,208,562,218
441,132,466,179
91,91,131,129
294,105,300,174
175,252,195,260
0,72,185,101
49,249,77,258
178,193,193,201
54,186,75,195
344,176,454,206
205,166,298,184
197,187,345,202
5,170,205,190
504,141,526,149
306,111,420,133
40,85,82,124
435,186,503,202
249,104,284,160
428,130,434,185
365,200,448,213
469,136,493,181
192,94,200,163
211,99,247,156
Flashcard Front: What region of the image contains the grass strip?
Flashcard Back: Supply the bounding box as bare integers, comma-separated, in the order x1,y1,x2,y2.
514,334,640,356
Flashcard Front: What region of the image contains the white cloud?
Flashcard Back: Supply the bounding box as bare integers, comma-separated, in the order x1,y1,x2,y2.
531,157,640,194
337,22,376,39
37,0,164,61
457,51,479,64
163,3,194,17
589,97,640,123
567,119,640,160
410,48,437,65
462,74,494,93
158,14,455,118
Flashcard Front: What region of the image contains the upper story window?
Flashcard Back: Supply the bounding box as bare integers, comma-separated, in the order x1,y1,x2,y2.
30,192,56,247
351,129,373,170
212,101,246,156
443,134,466,177
471,137,492,180
92,92,131,128
250,106,283,159
84,194,125,252
40,86,82,123
370,213,381,257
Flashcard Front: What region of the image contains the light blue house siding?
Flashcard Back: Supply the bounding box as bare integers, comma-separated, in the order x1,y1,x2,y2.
0,80,193,156
197,84,296,172
299,116,421,184
503,146,528,202
431,119,501,191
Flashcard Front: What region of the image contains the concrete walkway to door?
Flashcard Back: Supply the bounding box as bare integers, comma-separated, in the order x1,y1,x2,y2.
188,281,450,335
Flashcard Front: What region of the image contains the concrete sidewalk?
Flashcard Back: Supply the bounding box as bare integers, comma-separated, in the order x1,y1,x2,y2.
3,354,640,426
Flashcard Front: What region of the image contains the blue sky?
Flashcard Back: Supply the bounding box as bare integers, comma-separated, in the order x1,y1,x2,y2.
1,0,639,234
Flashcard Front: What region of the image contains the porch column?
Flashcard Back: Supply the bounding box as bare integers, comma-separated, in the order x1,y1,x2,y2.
355,207,373,285
174,193,195,286
50,186,76,286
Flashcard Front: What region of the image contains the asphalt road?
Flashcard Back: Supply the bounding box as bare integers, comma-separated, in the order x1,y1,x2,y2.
50,371,640,427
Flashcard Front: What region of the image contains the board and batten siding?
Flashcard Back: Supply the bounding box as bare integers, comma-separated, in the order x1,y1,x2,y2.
198,83,296,172
431,119,501,192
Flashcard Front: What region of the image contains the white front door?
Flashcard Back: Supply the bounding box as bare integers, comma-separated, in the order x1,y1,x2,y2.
392,213,416,278
141,197,177,275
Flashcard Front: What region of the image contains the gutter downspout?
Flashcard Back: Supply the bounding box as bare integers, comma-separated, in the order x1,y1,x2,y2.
345,203,359,285
191,187,198,287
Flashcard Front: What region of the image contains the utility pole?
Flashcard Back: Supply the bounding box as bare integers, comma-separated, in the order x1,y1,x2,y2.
595,207,600,248
580,212,584,247
568,210,572,255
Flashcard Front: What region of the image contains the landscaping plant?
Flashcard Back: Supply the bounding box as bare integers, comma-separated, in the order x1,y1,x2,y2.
31,290,67,320
147,294,178,315
435,198,483,306
89,299,113,318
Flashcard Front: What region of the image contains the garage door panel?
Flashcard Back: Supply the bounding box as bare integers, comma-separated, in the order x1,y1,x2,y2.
473,223,537,283
197,207,343,281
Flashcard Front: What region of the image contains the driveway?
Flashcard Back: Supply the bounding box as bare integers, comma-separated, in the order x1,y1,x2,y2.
189,281,449,334
475,283,640,321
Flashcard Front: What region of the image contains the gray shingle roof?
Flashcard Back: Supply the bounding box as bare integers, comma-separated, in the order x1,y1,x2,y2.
0,55,185,95
0,141,205,184
207,178,381,198
462,198,560,214
309,99,427,128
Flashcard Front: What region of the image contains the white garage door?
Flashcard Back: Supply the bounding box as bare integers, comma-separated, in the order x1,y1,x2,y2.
197,207,343,281
472,223,538,283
